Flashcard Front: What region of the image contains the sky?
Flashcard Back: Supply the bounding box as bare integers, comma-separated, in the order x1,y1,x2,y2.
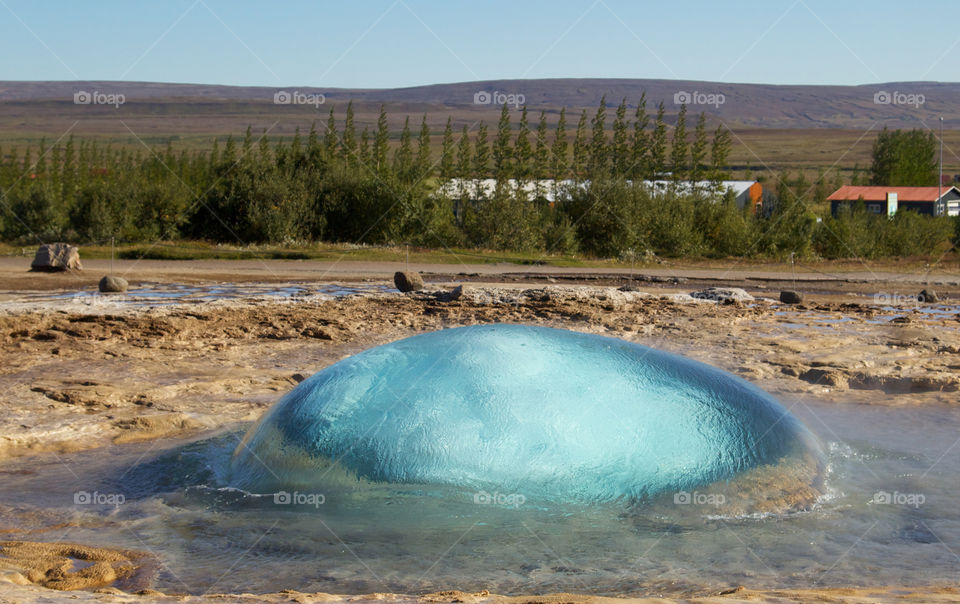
0,0,957,89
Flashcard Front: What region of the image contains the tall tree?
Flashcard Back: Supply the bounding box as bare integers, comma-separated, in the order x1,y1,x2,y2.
572,110,588,180
493,104,513,180
514,106,532,183
341,101,357,160
630,93,650,179
373,105,389,173
649,102,667,179
533,111,550,183
474,122,491,182
550,108,569,181
455,125,473,220
439,117,455,179
669,104,688,181
393,116,413,181
689,112,708,184
588,95,608,178
611,98,629,177
709,124,732,184
323,108,338,160
456,125,472,179
414,115,431,181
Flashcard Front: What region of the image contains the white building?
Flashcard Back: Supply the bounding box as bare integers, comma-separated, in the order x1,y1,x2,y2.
436,178,764,210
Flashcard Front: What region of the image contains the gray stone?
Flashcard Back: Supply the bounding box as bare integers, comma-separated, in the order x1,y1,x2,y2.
690,287,754,303
98,275,128,293
780,290,804,304
918,289,940,303
431,285,465,303
30,243,82,272
394,271,425,292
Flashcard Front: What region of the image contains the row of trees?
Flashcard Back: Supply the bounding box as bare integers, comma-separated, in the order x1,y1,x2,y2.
0,99,956,260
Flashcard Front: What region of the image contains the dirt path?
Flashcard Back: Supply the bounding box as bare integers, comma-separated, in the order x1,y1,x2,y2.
2,256,959,294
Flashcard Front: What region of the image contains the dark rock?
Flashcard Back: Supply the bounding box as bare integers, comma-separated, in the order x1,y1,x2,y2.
433,285,465,303
918,289,940,303
30,243,81,272
394,271,425,292
98,275,128,293
780,290,804,304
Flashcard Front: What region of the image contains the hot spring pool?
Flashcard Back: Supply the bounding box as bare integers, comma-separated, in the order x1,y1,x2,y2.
2,326,959,596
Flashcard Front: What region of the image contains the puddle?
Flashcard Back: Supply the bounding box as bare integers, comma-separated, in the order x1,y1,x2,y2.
0,282,393,309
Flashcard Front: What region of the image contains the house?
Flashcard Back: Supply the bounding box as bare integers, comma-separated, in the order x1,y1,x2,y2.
827,186,960,217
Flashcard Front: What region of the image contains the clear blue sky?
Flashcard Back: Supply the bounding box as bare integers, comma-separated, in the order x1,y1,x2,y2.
1,0,956,88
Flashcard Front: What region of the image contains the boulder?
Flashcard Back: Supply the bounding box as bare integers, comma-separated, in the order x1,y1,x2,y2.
918,289,940,303
690,287,754,303
780,290,804,304
30,243,82,272
98,275,128,293
394,271,425,292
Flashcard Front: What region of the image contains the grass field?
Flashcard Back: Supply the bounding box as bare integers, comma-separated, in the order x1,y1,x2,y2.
1,240,956,273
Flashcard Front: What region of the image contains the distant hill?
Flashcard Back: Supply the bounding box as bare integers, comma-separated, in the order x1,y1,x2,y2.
1,78,958,129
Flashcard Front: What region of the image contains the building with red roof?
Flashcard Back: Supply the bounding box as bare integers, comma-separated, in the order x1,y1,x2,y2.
827,185,960,217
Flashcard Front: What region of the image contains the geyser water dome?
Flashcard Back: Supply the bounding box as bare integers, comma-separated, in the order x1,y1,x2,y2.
232,324,819,503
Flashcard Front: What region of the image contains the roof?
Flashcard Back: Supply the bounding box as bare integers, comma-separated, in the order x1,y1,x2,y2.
827,185,958,203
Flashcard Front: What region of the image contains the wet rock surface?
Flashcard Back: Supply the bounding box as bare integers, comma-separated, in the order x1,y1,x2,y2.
0,283,957,461
0,541,154,591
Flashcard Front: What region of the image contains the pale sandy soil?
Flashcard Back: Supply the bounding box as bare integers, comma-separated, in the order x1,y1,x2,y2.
1,259,958,603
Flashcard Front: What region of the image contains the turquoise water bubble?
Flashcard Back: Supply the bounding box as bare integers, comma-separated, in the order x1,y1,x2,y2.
231,324,817,502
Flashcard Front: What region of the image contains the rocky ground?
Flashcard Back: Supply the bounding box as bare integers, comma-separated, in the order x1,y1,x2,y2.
1,284,957,461
1,264,959,602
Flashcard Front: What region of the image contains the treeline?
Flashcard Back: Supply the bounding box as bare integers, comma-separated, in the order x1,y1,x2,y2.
0,98,956,260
